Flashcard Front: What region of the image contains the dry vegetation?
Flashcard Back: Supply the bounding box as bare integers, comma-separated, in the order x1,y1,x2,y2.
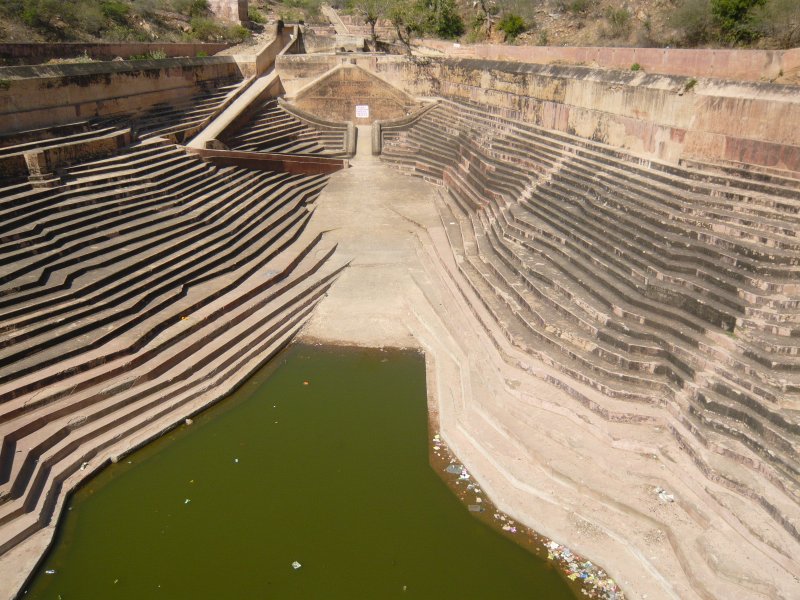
0,0,251,43
0,0,796,48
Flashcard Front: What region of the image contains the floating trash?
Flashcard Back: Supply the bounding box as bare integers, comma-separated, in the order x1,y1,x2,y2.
45,570,55,575
291,561,302,570
184,499,190,505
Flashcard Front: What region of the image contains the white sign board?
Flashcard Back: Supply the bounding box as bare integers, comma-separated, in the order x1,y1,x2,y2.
355,105,370,119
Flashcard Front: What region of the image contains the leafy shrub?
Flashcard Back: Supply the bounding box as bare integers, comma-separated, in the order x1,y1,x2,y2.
189,16,250,42
498,13,526,40
248,6,267,24
101,0,130,23
538,29,549,45
630,62,641,71
750,0,800,48
670,0,715,45
605,7,631,38
568,0,589,15
711,0,764,42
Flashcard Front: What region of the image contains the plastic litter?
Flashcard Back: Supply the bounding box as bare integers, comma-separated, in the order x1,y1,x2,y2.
655,487,674,503
184,499,190,505
545,541,624,599
444,464,462,475
45,570,55,575
291,561,302,570
468,504,484,512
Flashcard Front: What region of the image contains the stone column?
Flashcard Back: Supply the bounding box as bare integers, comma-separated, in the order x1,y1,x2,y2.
208,0,248,24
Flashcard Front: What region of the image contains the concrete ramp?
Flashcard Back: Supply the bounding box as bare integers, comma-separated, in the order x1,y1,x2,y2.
187,71,284,149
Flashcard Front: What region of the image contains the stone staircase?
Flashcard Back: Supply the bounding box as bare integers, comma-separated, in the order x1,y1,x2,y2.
221,99,349,156
380,98,800,545
0,135,345,557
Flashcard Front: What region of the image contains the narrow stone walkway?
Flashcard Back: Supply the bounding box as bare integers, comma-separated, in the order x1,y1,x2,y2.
300,126,441,347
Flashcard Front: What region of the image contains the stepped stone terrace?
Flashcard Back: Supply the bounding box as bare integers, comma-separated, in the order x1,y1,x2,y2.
0,27,798,600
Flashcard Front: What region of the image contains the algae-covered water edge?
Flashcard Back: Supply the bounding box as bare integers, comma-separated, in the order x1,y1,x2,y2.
25,344,578,599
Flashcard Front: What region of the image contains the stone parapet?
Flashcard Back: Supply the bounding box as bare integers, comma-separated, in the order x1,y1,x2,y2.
419,40,799,83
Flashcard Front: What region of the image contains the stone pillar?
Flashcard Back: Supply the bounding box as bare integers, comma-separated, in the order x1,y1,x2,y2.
208,0,248,24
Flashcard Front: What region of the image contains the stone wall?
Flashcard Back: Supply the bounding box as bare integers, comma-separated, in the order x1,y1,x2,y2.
0,42,231,65
208,0,248,23
276,54,800,174
289,63,418,124
0,57,242,134
419,40,800,83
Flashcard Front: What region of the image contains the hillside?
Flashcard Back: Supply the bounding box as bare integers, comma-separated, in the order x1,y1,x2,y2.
0,0,252,43
0,0,797,50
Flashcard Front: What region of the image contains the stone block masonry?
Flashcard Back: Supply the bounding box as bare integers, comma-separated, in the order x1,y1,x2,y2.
276,54,800,175
208,0,248,24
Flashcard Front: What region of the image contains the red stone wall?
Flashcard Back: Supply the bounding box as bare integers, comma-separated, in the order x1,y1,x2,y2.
420,40,797,83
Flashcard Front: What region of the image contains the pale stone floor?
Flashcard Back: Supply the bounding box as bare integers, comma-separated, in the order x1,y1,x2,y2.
298,128,800,600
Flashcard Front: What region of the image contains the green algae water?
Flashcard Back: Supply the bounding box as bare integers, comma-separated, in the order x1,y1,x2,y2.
24,344,578,599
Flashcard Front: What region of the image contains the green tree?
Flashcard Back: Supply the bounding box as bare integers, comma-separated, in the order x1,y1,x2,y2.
420,0,464,38
497,12,526,40
351,0,391,44
388,0,427,53
711,0,765,42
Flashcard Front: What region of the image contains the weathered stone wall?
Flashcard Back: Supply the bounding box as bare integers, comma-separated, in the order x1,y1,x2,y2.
276,54,800,173
208,0,247,23
289,63,418,124
0,42,231,65
0,57,242,134
419,40,800,83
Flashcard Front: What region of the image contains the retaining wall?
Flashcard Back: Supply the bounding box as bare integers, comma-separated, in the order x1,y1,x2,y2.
0,57,242,135
419,40,800,83
0,43,231,65
276,54,800,174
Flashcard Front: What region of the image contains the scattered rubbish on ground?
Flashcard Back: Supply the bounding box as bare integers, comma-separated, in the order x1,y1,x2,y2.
432,431,625,599
79,462,89,471
291,561,302,570
655,487,674,503
546,541,624,599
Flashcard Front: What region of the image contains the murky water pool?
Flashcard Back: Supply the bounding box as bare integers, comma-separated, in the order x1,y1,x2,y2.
24,344,578,599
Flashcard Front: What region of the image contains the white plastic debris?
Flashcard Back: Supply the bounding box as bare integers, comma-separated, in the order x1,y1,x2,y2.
184,498,191,505
655,486,675,503
45,570,56,575
291,561,302,570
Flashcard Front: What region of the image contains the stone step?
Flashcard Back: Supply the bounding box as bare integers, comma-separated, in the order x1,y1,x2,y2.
0,177,326,385
0,248,343,556
0,240,342,511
